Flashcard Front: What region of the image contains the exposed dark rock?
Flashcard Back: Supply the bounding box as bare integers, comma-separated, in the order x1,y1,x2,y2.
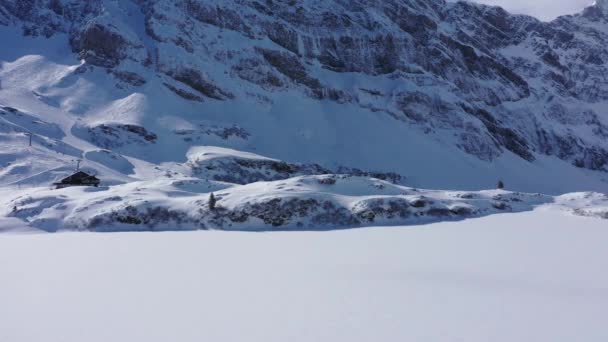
336,167,403,185
353,198,411,222
410,198,429,208
163,83,203,102
168,68,234,100
89,205,194,231
111,71,146,86
463,106,535,161
492,201,510,210
258,48,322,89
72,24,128,68
208,197,360,228
232,58,285,90
183,0,253,37
76,124,158,150
188,155,405,186
265,21,300,54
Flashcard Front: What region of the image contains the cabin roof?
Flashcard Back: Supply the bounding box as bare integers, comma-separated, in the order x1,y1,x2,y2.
59,171,100,183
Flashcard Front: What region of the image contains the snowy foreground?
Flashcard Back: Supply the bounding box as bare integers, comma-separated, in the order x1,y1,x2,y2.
1,207,607,342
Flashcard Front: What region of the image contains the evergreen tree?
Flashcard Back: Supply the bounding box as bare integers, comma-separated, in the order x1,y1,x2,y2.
497,180,505,189
209,193,217,210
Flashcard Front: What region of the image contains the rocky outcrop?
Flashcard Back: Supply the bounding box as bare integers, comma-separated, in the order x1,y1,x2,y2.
73,123,157,150
167,68,234,100
258,48,322,90
186,152,405,185
71,23,128,67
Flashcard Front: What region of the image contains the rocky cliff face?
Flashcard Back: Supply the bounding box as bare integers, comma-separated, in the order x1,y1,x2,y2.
1,0,608,192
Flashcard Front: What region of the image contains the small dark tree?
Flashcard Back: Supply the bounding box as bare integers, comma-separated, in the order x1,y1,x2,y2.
497,180,505,189
209,193,217,210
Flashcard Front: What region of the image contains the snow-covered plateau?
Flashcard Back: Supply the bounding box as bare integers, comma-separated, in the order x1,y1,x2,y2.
1,208,608,342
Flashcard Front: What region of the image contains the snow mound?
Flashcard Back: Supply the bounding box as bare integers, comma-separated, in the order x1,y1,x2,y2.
556,192,608,219
0,173,563,232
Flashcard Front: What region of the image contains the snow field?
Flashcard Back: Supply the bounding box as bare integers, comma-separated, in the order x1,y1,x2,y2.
0,208,607,342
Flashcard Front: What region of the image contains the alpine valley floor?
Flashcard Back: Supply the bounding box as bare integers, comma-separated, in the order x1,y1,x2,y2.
1,206,607,342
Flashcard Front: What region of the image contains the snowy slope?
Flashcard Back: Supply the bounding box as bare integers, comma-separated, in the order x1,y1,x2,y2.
1,1,608,231
1,209,607,342
0,0,608,194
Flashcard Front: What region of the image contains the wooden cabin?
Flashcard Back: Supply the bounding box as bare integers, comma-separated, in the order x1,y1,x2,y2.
54,171,100,189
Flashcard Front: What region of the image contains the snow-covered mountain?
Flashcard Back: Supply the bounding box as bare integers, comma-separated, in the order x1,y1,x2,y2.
1,0,608,230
